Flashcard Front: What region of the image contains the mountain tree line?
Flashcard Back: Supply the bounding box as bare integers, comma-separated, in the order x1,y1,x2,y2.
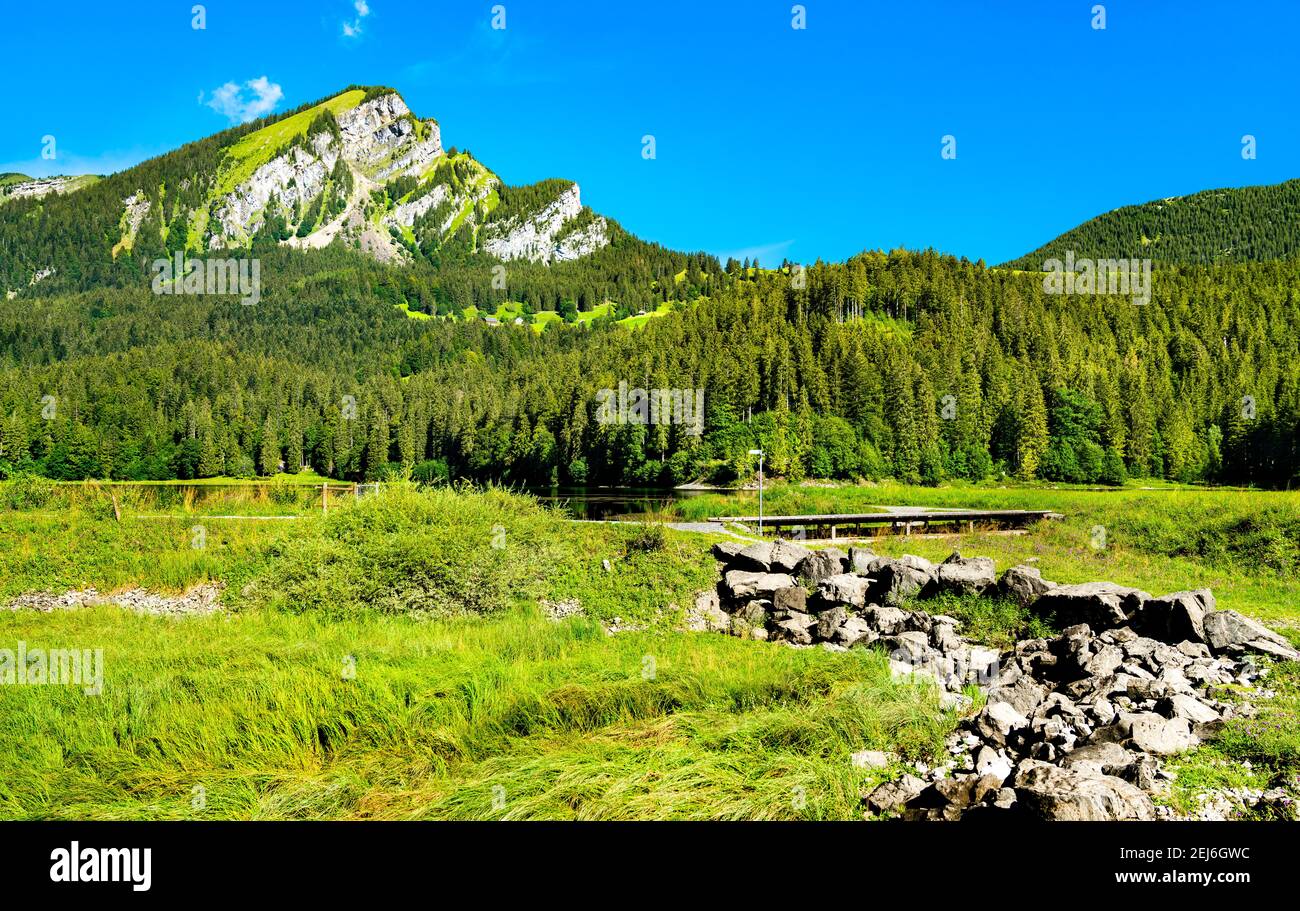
3,246,1299,488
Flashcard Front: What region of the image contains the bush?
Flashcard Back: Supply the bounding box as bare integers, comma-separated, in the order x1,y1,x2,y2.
624,523,667,554
1099,448,1127,486
0,474,58,511
412,458,450,485
268,480,303,506
565,457,588,484
241,482,563,619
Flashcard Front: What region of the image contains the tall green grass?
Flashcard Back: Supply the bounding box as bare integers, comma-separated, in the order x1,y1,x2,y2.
0,481,722,628
0,510,294,600
0,607,955,820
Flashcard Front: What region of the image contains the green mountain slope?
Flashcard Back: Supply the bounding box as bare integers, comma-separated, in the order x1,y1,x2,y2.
5,84,1300,493
1003,178,1300,268
0,85,615,290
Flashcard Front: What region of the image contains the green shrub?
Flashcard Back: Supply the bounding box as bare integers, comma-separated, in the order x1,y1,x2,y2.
268,480,302,506
624,523,667,554
241,482,564,619
0,474,58,511
412,458,449,485
905,591,1054,649
1215,661,1300,768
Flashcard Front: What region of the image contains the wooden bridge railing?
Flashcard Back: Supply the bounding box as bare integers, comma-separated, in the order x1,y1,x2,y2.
705,509,1061,540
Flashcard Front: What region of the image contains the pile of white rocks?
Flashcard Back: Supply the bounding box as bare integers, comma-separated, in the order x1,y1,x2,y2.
694,540,1300,821
4,584,224,616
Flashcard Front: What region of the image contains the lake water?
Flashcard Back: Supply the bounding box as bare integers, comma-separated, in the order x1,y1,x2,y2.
525,487,715,520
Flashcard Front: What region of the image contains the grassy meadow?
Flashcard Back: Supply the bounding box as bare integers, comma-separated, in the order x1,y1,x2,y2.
0,607,954,820
1,477,1298,819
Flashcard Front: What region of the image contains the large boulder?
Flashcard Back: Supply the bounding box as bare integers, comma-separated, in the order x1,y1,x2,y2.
819,573,871,608
1013,760,1156,820
1159,693,1221,725
768,539,814,573
930,619,963,654
963,646,1003,687
864,605,909,636
897,554,936,573
930,553,997,597
1202,610,1299,660
773,616,815,645
867,559,932,607
847,546,878,574
989,675,1048,718
732,600,769,631
1095,711,1198,755
974,745,1015,784
798,549,846,583
865,774,927,815
835,615,876,648
1030,582,1151,631
998,565,1055,608
972,701,1029,745
816,605,848,641
723,570,796,600
883,630,932,665
1060,741,1136,777
711,540,745,562
772,585,808,615
731,541,774,572
1138,590,1213,644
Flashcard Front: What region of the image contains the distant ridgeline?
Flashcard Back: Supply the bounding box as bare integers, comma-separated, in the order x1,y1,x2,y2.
1003,178,1300,268
1,89,1299,488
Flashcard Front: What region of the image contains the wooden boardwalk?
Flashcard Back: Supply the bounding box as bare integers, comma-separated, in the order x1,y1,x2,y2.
705,508,1061,540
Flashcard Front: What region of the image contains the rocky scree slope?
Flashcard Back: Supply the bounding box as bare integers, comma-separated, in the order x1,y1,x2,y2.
694,540,1300,821
191,89,609,264
0,173,99,204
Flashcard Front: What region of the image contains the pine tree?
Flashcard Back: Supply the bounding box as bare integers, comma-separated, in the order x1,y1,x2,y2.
258,414,280,477
1016,377,1049,480
283,410,303,474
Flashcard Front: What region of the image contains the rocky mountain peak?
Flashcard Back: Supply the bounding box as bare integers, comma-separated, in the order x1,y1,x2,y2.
99,86,610,268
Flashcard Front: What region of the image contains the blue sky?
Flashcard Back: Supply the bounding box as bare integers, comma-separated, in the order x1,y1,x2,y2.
1,0,1297,265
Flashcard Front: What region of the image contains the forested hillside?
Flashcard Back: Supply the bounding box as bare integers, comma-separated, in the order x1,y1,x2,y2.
3,85,1298,489
4,244,1299,488
1005,178,1300,268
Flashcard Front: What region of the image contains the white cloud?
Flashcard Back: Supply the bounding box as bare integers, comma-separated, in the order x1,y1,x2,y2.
204,76,284,124
343,0,371,38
